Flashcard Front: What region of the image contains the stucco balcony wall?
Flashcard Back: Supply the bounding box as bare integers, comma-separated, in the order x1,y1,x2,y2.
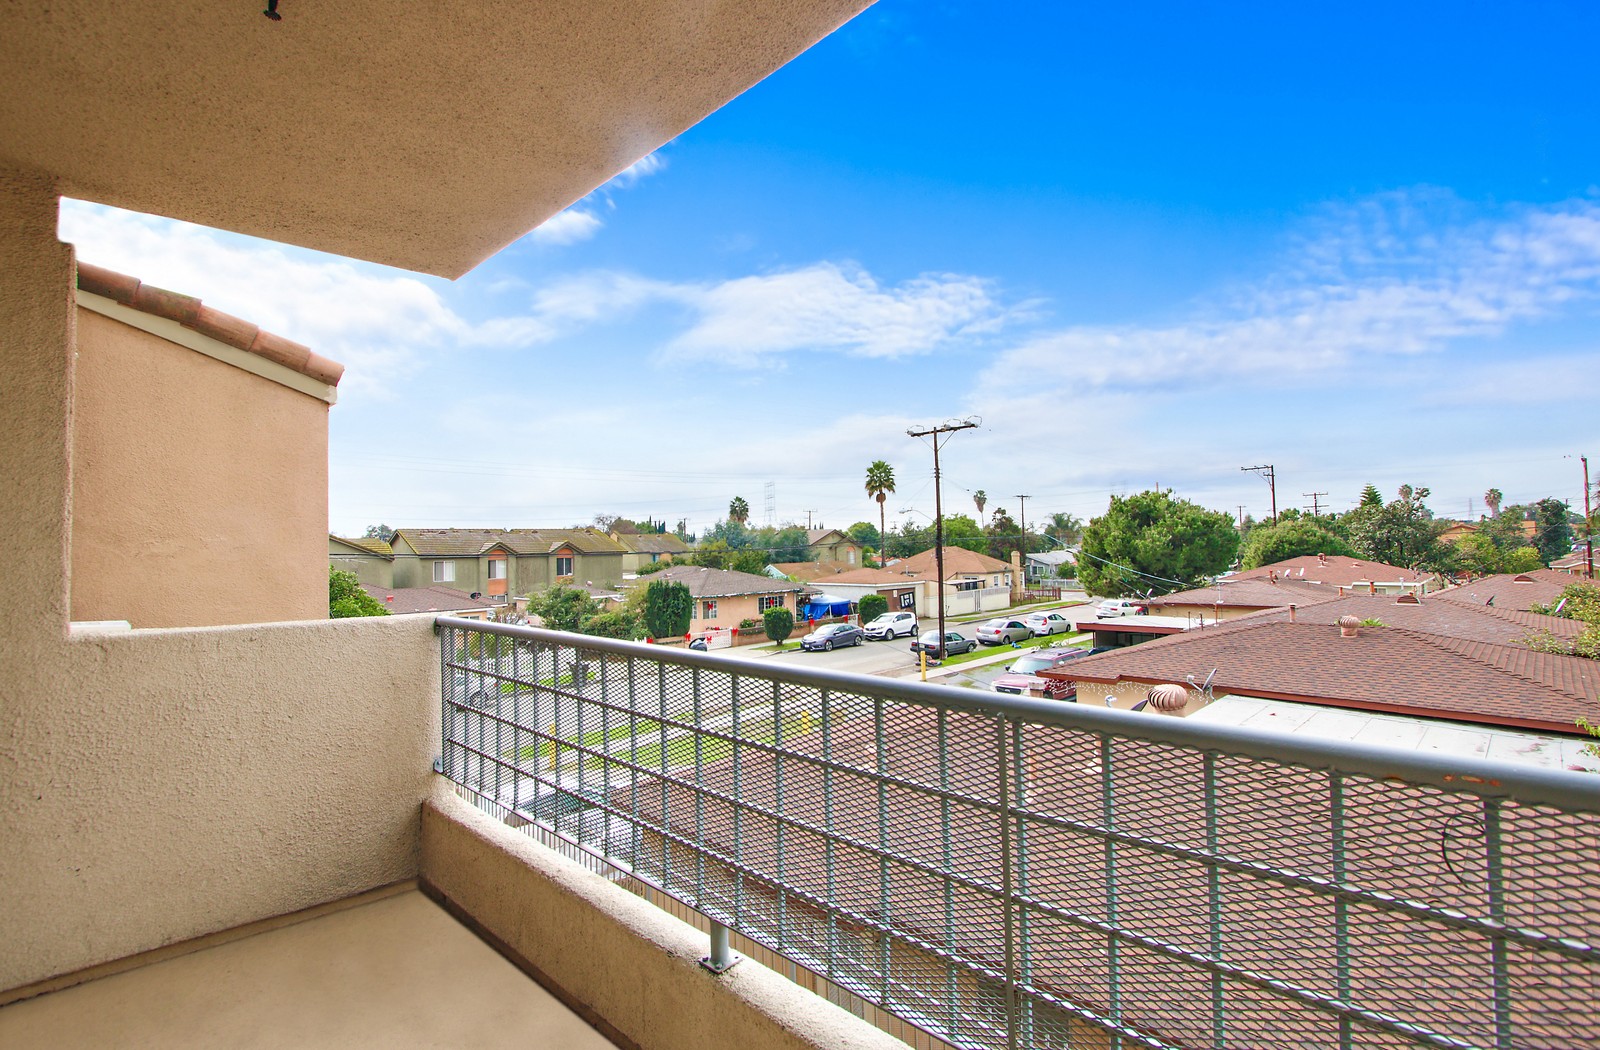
0,613,441,995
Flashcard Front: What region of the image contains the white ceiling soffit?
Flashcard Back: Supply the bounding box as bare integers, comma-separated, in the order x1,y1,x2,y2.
0,0,873,277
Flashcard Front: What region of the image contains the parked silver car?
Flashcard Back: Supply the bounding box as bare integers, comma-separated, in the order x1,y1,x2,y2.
976,617,1033,645
1023,610,1074,636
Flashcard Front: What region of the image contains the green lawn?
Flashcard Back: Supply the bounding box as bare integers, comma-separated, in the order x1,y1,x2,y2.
927,631,1088,669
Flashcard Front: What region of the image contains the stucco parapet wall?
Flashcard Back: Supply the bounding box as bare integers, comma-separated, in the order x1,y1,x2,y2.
75,260,343,397
421,779,907,1050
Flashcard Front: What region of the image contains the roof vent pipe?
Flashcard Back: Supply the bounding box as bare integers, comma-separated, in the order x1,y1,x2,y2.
1289,603,1297,623
1338,614,1361,638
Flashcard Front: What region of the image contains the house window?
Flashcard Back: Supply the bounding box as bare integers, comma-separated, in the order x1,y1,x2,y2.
758,595,784,612
848,550,856,564
556,556,573,577
433,561,455,583
703,600,718,620
649,553,660,563
487,560,507,580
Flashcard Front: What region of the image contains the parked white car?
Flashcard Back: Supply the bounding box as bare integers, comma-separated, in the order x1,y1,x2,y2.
1094,599,1144,619
863,610,918,640
1023,611,1074,636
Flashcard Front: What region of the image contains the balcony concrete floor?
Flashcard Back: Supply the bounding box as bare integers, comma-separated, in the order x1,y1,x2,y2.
0,888,617,1049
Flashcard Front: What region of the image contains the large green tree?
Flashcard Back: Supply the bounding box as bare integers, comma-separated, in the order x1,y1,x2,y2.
1532,498,1575,565
865,460,896,566
526,585,599,632
1239,519,1356,569
329,566,389,618
1342,485,1449,571
1076,490,1240,597
643,579,693,639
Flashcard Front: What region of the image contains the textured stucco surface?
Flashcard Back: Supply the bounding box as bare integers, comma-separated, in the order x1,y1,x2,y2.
422,781,907,1050
71,308,329,627
0,1,873,276
0,890,615,1049
0,614,441,993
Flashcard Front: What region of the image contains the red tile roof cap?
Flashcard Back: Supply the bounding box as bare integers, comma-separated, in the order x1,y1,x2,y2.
77,261,344,386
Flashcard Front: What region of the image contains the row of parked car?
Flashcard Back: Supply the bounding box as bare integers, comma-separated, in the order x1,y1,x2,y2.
799,600,1144,658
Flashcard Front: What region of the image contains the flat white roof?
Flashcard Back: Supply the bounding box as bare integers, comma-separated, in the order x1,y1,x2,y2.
1190,694,1600,773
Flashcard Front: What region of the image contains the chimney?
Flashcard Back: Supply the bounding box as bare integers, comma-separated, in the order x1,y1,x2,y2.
1288,603,1297,623
1269,570,1278,584
1317,552,1327,566
1338,615,1361,638
385,595,394,603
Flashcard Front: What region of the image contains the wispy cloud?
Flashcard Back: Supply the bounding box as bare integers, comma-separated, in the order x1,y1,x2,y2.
526,208,604,246
521,150,670,247
975,193,1600,400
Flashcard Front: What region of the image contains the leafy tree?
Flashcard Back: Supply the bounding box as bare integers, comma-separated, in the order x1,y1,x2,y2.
1454,533,1506,577
643,579,693,639
768,526,812,563
763,606,795,647
1528,582,1600,661
1503,546,1545,572
633,560,671,575
1239,519,1356,569
973,490,987,518
729,497,750,525
1532,498,1575,565
847,520,881,552
363,523,395,541
526,585,599,633
1342,485,1448,571
1359,484,1384,509
729,549,769,576
690,539,733,569
1484,488,1503,518
858,593,888,623
1076,490,1240,597
329,566,390,618
986,507,1021,562
942,513,987,553
580,609,644,640
1478,511,1533,554
865,460,896,566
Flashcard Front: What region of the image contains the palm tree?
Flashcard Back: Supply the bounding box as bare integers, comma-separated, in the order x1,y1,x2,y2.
1484,487,1503,519
1046,511,1082,546
865,460,896,565
728,497,750,525
973,489,987,519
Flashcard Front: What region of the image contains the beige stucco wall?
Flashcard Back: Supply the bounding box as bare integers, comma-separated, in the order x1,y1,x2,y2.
422,781,908,1050
71,307,329,628
1,181,440,995
0,614,441,994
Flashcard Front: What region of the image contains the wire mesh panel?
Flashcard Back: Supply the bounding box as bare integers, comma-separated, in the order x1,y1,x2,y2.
438,619,1600,1050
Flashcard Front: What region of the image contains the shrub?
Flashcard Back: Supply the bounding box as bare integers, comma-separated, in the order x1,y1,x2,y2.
738,617,766,630
763,606,795,647
644,579,693,639
858,593,888,623
329,566,389,618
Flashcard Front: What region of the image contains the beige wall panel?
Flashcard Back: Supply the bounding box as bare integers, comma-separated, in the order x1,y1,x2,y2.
70,308,328,627
0,614,440,993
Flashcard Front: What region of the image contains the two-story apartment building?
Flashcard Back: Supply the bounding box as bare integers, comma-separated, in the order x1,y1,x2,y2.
388,528,629,600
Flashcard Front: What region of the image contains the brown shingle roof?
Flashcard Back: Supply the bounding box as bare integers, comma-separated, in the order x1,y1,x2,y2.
359,585,497,615
1147,577,1341,610
77,262,344,386
889,546,1013,578
1240,593,1587,647
644,565,805,599
393,527,627,558
1232,554,1429,587
769,560,859,582
1046,619,1600,733
1433,570,1583,612
331,535,393,558
611,532,690,555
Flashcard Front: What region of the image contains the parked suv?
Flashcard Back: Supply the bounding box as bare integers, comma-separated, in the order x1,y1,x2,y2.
863,610,918,640
910,629,977,658
976,617,1034,645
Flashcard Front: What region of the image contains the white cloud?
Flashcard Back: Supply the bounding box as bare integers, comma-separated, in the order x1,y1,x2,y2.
526,208,603,246
976,194,1600,401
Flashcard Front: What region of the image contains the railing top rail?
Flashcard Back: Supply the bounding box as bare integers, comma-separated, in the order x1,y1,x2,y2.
436,615,1600,811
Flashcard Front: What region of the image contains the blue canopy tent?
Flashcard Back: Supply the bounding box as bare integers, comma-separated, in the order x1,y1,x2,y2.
800,593,853,620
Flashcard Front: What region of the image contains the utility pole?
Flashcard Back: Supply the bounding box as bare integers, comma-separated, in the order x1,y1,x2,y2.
1237,505,1245,531
1303,491,1327,517
1242,464,1277,524
1584,455,1594,580
908,417,980,656
804,510,816,530
1013,494,1030,557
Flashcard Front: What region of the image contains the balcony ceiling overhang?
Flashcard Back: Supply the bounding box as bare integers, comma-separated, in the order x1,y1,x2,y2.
0,0,871,277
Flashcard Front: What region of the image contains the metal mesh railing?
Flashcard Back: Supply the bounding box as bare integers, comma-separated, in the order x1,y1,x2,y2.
437,618,1600,1050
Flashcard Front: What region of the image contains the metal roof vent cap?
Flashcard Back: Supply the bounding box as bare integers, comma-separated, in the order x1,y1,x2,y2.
1338,615,1362,638
1146,684,1188,712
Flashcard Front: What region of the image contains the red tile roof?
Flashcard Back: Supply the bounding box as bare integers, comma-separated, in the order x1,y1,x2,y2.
76,262,344,386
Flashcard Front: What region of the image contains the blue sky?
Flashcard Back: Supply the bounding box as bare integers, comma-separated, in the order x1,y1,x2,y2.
60,3,1600,537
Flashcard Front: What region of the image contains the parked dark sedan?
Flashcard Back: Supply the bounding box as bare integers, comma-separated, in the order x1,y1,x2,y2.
801,622,865,651
909,629,977,659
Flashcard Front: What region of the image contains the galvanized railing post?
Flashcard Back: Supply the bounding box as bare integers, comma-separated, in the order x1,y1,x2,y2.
1331,770,1353,1050
701,919,741,974
1100,733,1121,1050
1483,798,1513,1050
1203,751,1226,1048
998,715,1019,1050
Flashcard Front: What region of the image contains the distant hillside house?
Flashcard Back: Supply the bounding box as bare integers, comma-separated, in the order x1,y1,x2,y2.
806,528,862,565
